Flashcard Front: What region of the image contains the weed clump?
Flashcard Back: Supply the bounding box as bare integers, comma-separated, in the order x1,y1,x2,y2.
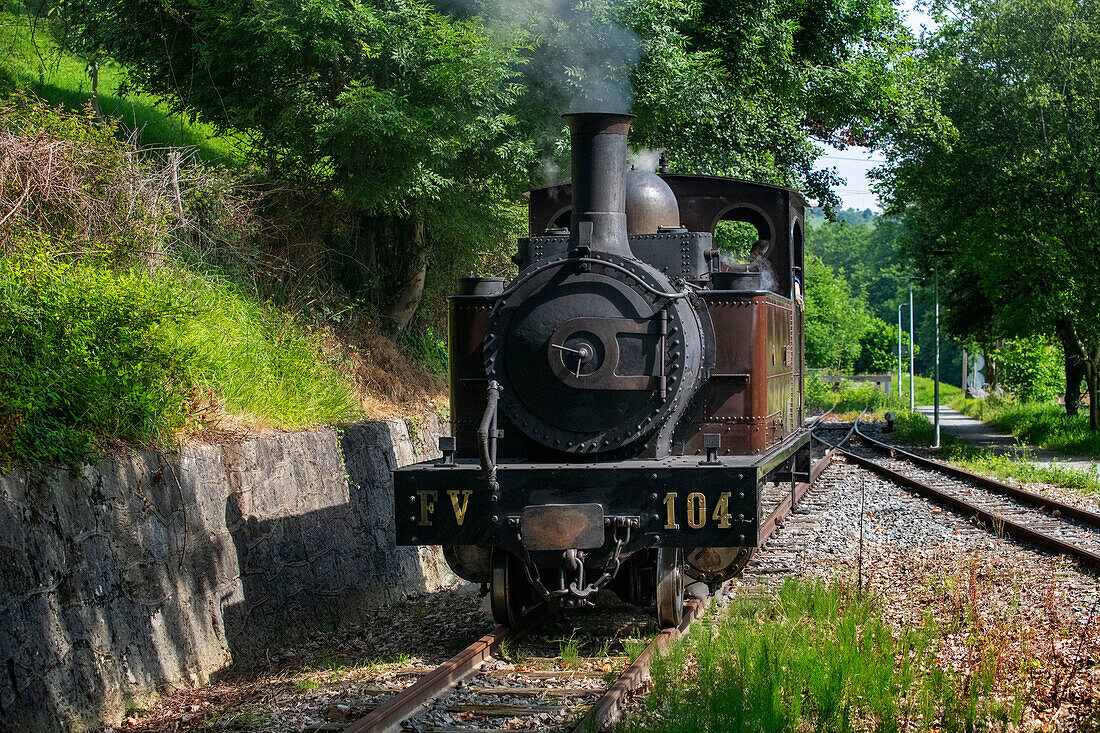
628,580,1015,732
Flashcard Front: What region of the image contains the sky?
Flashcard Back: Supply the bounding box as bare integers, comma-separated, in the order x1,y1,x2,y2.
815,1,937,211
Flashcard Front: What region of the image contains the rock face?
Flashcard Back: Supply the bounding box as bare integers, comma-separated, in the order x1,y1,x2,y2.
0,416,454,732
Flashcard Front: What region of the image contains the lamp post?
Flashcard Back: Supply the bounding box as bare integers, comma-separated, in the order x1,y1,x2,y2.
897,303,908,399
933,271,940,447
932,250,949,449
908,277,918,411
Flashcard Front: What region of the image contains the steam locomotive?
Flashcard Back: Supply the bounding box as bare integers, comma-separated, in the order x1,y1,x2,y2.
394,112,810,627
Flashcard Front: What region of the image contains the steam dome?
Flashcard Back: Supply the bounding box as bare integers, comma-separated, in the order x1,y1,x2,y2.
625,169,679,234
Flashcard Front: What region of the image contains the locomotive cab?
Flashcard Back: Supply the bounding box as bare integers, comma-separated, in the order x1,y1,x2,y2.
394,112,810,627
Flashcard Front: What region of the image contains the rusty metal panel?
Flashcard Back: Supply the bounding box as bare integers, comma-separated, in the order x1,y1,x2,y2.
521,504,605,551
683,293,768,455
765,296,794,446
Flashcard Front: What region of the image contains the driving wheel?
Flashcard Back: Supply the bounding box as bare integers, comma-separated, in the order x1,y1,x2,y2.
655,547,684,628
490,548,530,626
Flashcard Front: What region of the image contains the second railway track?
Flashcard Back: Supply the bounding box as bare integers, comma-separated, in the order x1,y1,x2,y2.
835,417,1100,571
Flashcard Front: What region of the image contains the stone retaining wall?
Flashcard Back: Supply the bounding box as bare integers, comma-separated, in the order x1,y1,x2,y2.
0,416,454,732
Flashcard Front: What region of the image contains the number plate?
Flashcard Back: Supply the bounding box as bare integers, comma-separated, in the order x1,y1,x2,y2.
520,503,605,551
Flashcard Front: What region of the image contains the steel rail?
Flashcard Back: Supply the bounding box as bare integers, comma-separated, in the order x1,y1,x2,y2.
569,597,706,733
852,419,1100,530
804,406,837,432
342,607,546,733
811,408,866,452
835,447,1100,572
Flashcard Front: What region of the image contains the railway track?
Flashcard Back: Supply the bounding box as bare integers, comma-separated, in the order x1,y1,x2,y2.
339,418,842,733
338,411,1100,732
835,417,1100,571
338,596,707,732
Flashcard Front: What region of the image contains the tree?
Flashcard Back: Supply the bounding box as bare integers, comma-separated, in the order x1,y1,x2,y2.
995,337,1065,403
49,0,535,327
877,0,1100,427
44,0,943,331
855,319,900,374
621,0,945,207
806,218,908,321
437,0,945,205
804,254,870,372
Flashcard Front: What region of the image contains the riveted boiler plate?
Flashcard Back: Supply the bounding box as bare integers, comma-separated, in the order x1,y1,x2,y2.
486,257,696,453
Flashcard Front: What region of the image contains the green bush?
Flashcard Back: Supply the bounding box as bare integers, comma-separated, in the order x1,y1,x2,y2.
894,408,936,445
0,244,188,468
805,373,832,409
993,337,1064,402
401,326,449,376
0,244,361,468
807,373,907,415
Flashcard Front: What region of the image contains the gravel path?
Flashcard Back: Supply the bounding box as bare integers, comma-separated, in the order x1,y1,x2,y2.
916,404,1100,475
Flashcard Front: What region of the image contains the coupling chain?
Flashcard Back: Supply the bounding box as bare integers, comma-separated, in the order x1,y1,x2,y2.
515,523,631,607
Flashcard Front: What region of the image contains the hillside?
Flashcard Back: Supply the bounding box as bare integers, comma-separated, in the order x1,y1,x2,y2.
0,22,447,468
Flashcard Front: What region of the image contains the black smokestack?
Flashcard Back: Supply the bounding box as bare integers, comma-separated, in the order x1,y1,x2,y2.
564,112,634,258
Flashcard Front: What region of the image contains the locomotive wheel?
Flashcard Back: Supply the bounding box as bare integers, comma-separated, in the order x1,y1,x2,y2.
655,547,684,629
490,549,530,627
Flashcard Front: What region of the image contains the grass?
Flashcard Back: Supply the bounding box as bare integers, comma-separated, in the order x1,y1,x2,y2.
0,9,241,163
0,246,361,467
902,374,963,407
809,371,1100,497
0,92,444,468
622,579,1020,732
622,634,648,663
162,267,361,429
952,395,1100,459
808,373,960,419
557,632,582,670
303,650,411,683
499,638,530,667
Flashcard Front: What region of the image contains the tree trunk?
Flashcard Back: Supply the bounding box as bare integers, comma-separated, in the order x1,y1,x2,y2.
1065,320,1100,430
386,252,427,330
88,61,103,124
1085,360,1099,430
345,214,428,330
1058,320,1084,416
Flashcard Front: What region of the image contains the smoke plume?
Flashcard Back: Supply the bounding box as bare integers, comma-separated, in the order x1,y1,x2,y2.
628,147,663,172
435,0,642,114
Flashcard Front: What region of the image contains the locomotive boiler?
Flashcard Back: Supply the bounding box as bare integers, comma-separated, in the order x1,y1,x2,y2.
394,112,810,627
